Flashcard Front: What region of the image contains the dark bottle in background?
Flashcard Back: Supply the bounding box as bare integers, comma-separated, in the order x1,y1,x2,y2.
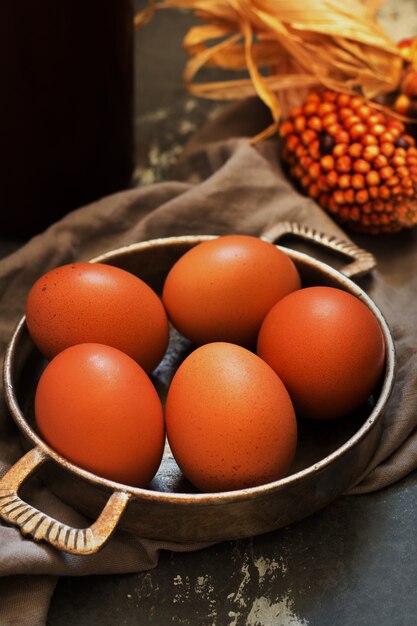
0,0,134,237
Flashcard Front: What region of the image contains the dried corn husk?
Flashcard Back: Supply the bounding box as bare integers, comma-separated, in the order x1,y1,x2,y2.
135,0,403,139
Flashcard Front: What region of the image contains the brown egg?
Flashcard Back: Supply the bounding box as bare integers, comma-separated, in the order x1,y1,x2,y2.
35,343,165,486
25,262,169,372
257,286,386,419
162,235,301,347
165,342,297,492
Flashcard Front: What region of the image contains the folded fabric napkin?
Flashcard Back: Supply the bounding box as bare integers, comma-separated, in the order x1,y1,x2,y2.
1,99,416,625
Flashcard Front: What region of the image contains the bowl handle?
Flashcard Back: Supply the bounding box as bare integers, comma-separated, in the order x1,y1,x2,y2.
0,447,130,555
260,221,376,278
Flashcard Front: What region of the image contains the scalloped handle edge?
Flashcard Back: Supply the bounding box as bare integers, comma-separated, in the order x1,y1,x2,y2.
0,447,130,555
261,221,376,278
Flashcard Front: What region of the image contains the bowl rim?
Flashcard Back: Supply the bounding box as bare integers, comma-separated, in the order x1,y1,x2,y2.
3,236,396,505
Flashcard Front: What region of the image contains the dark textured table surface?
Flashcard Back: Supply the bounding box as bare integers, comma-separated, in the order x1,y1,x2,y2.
2,2,417,625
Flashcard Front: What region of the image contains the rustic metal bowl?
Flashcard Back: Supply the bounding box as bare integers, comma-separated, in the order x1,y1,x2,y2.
0,222,395,555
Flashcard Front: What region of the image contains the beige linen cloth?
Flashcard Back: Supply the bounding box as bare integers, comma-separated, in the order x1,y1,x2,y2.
0,100,416,625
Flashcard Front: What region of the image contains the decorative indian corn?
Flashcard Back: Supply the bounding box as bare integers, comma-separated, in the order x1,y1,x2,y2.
137,2,417,234
281,90,417,234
